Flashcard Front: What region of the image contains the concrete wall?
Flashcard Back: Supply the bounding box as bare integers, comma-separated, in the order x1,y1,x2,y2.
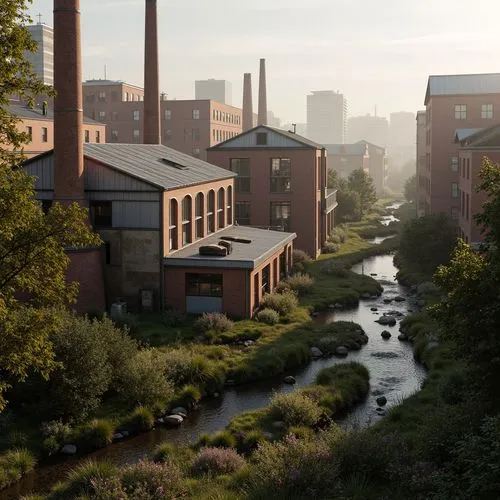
207,148,322,257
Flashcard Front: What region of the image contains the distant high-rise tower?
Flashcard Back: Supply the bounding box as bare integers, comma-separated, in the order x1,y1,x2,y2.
258,58,267,126
195,79,232,105
26,22,54,86
242,73,253,132
307,90,347,144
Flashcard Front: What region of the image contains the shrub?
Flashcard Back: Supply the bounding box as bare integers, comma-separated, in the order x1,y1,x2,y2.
42,437,60,456
0,449,36,489
191,447,245,476
172,384,202,409
292,249,312,273
125,406,154,433
153,442,175,463
210,431,237,449
162,309,188,327
260,291,298,316
322,241,339,254
269,392,322,427
117,349,173,406
255,308,280,325
112,312,139,334
285,273,314,295
323,263,349,278
195,312,234,334
121,459,186,498
75,419,114,452
40,420,72,443
62,460,119,498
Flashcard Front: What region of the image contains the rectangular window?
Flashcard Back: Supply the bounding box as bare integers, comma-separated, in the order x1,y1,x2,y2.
481,104,493,119
193,128,200,141
186,273,222,297
41,127,48,142
230,158,250,193
90,201,112,227
195,195,203,239
270,158,292,193
217,189,225,229
111,91,118,102
133,129,140,142
169,199,178,251
262,264,271,295
98,91,106,102
112,111,118,121
256,132,268,145
165,109,172,120
111,130,118,142
270,201,291,231
41,199,52,215
280,252,287,280
84,129,90,143
451,157,458,172
451,183,459,198
235,202,251,225
466,193,470,220
455,104,466,120
192,109,200,119
133,110,140,121
254,273,259,307
96,130,101,143
86,93,95,103
207,191,215,234
182,197,192,246
192,148,200,158
26,126,32,141
467,159,470,180
165,129,172,141
99,110,106,121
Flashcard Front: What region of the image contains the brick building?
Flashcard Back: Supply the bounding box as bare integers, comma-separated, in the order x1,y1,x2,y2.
416,110,427,217
356,141,387,195
424,74,500,218
207,125,337,258
82,80,242,160
5,102,105,159
325,143,370,180
457,125,500,244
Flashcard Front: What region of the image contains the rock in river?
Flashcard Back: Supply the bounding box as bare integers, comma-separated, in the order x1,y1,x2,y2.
370,307,378,312
61,444,77,455
381,330,392,339
311,346,323,358
394,296,406,302
335,345,348,357
165,414,184,425
376,396,388,406
170,407,188,418
284,376,296,384
398,333,408,341
376,316,397,326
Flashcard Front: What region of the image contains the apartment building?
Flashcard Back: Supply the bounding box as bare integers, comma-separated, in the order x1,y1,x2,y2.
424,74,500,217
457,125,500,244
325,143,370,179
389,111,415,168
195,79,232,105
82,80,242,160
26,23,54,86
207,126,337,258
357,141,387,195
416,111,427,216
307,90,347,144
348,115,389,149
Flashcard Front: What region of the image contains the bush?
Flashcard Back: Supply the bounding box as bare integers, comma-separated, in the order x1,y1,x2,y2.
285,273,314,295
62,460,119,498
117,349,173,406
195,312,234,334
0,448,36,489
255,308,280,325
40,420,72,442
322,241,339,254
152,442,175,463
172,384,202,410
75,419,114,452
328,227,347,244
191,447,245,476
124,406,154,433
260,291,298,316
269,392,322,427
323,263,350,278
112,312,139,334
210,431,237,449
292,249,312,273
162,309,188,327
120,459,186,498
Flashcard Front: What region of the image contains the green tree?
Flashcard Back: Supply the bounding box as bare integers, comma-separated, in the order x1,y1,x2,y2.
347,168,377,218
404,174,417,204
327,168,347,191
0,1,101,411
337,189,361,222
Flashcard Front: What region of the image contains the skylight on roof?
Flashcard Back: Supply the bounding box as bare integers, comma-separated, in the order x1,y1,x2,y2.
161,158,187,169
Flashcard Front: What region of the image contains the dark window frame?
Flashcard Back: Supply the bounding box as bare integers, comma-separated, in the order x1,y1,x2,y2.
270,158,291,193
186,273,223,297
90,201,112,228
230,158,251,193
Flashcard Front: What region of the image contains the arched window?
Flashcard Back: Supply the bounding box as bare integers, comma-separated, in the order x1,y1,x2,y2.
195,192,204,239
217,187,225,229
207,190,215,234
169,198,178,251
181,196,192,246
226,186,232,225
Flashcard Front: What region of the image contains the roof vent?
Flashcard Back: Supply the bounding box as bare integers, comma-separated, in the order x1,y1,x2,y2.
199,244,227,257
218,240,232,254
220,236,251,244
161,158,187,170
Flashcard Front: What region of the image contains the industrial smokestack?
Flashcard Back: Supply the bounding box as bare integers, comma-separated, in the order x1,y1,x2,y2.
257,58,267,126
53,0,84,201
143,0,161,144
242,73,253,132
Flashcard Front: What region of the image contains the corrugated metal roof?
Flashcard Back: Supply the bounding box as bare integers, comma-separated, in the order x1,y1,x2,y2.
454,128,483,142
324,143,367,156
165,225,296,270
83,143,235,190
6,103,101,125
425,74,500,104
209,125,324,150
459,123,500,149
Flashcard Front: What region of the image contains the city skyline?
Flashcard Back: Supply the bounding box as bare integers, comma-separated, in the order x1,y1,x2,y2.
28,0,500,123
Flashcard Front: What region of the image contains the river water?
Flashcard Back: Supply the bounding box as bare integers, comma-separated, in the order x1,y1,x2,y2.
5,252,425,499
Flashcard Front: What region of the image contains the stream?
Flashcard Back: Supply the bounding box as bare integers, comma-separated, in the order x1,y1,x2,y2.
6,250,425,498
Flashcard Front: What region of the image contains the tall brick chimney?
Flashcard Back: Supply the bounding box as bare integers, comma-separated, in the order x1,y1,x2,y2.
143,0,161,144
53,0,84,201
53,0,106,313
257,58,267,126
242,73,253,132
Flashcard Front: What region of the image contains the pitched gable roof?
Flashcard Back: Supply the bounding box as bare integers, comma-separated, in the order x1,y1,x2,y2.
324,143,367,156
458,124,500,149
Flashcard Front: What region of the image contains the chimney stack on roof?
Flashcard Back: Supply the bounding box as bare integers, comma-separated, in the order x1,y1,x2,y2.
143,0,161,144
242,73,253,132
258,58,268,126
53,0,84,201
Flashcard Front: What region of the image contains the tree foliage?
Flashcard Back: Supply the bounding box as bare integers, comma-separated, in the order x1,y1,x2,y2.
347,168,377,217
399,213,456,275
404,174,417,204
0,1,101,411
327,169,362,222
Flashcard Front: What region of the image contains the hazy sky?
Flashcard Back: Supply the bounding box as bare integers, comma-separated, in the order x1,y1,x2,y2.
28,0,500,123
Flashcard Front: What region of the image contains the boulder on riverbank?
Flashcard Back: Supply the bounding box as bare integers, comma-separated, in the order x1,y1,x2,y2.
376,396,388,406
165,415,184,425
61,444,77,455
335,346,348,357
284,376,296,384
311,347,323,358
170,407,188,418
398,333,408,341
376,316,397,326
381,330,392,339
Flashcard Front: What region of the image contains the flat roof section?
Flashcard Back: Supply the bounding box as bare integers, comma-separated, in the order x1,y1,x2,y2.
164,225,296,270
